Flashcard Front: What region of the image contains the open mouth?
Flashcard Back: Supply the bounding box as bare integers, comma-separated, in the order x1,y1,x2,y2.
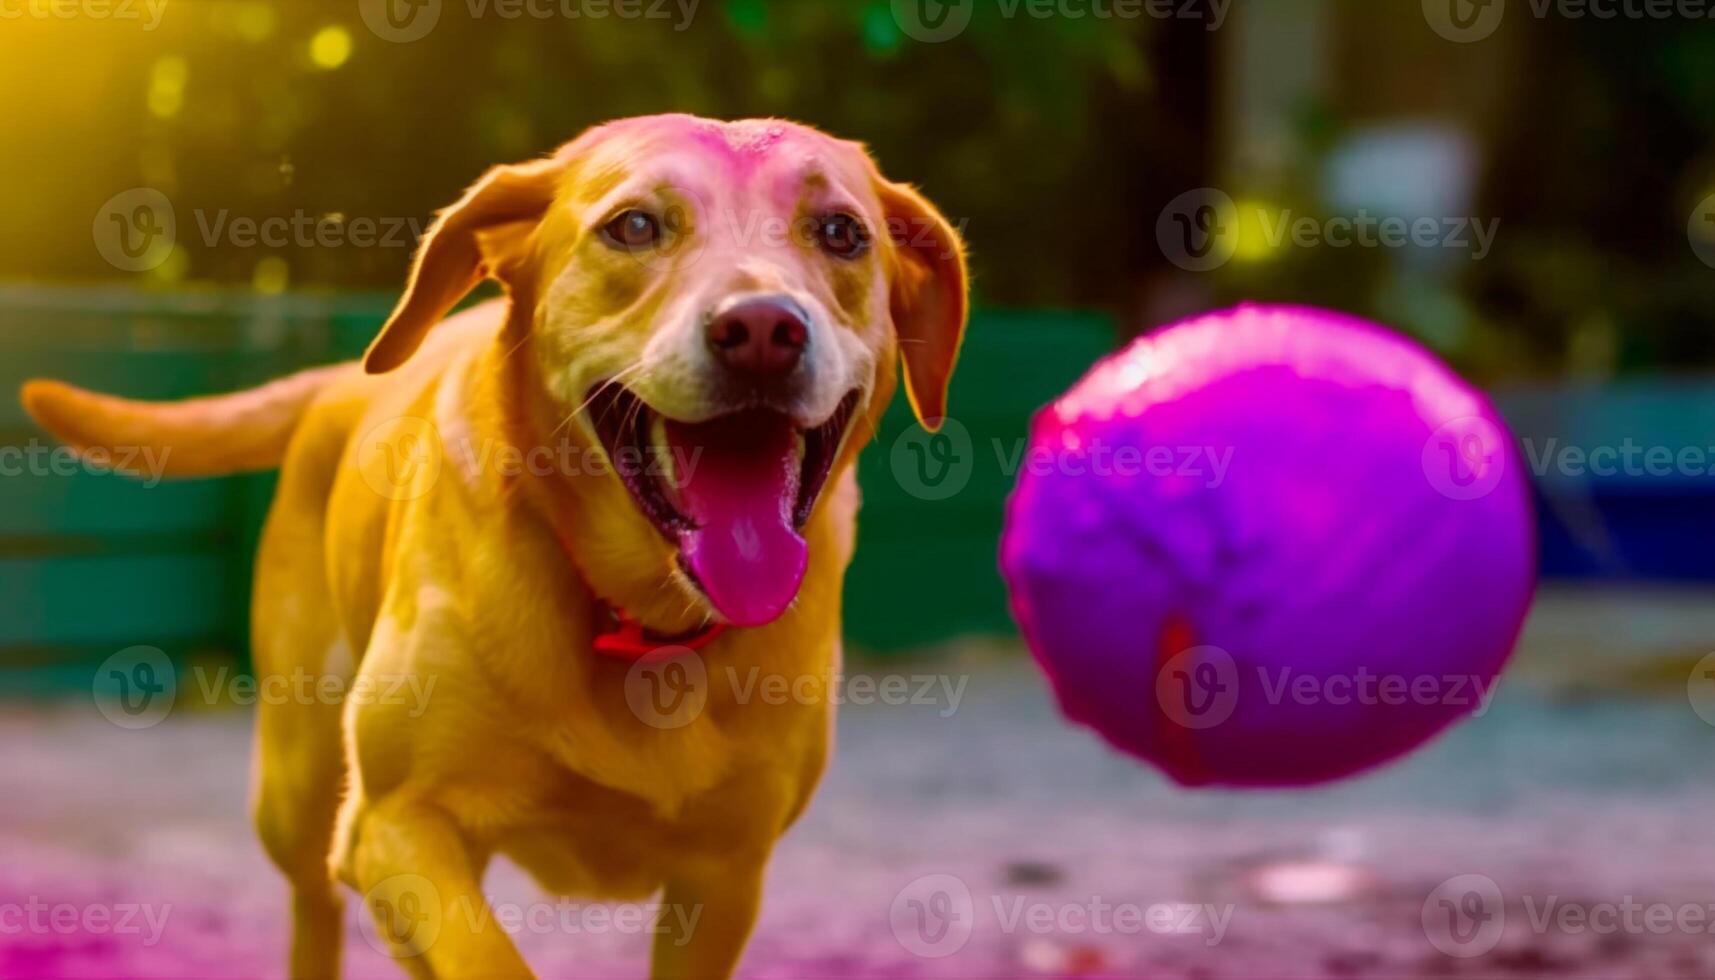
586,384,861,627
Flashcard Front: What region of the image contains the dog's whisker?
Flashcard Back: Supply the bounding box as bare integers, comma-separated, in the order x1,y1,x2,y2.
571,365,655,445
575,363,649,420
500,329,535,363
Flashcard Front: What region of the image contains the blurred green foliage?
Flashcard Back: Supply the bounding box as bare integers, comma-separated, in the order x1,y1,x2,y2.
1,0,1175,313
1196,10,1715,382
5,3,1715,378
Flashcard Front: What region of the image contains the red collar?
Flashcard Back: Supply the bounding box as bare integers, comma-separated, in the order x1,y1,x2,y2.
591,601,728,660
549,526,728,659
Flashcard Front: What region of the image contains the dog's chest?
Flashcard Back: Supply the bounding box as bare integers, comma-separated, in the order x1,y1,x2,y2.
464,612,839,896
494,735,818,901
499,808,678,900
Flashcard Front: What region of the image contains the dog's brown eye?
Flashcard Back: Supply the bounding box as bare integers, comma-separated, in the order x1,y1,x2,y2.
816,212,870,259
602,210,660,250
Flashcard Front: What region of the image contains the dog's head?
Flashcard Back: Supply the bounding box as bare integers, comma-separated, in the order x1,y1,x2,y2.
365,114,967,630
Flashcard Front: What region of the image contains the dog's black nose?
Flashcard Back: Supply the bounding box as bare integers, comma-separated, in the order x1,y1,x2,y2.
705,295,809,378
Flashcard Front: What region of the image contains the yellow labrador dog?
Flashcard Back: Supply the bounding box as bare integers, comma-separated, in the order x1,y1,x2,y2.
22,114,966,979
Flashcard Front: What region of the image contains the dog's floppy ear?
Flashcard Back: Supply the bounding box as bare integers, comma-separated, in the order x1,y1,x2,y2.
364,157,565,374
878,179,968,431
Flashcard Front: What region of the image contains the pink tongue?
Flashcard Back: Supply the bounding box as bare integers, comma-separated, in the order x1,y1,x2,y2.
665,411,806,627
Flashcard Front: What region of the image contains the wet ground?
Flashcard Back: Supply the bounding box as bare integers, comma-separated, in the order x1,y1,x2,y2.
7,586,1715,978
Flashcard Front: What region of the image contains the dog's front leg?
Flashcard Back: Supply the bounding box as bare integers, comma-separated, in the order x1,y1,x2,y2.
347,798,533,979
649,855,769,980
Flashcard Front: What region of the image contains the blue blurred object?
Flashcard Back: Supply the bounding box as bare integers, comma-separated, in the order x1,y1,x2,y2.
1498,381,1715,580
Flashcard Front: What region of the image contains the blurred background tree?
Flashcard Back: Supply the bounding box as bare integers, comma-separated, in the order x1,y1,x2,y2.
1,1,1198,310
4,0,1715,381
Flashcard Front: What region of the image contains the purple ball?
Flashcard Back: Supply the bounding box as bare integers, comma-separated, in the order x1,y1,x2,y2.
999,305,1535,787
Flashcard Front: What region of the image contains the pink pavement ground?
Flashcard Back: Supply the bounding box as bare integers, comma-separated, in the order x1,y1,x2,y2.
7,586,1715,979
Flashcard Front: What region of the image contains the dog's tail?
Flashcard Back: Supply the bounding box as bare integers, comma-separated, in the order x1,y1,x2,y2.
19,363,354,480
